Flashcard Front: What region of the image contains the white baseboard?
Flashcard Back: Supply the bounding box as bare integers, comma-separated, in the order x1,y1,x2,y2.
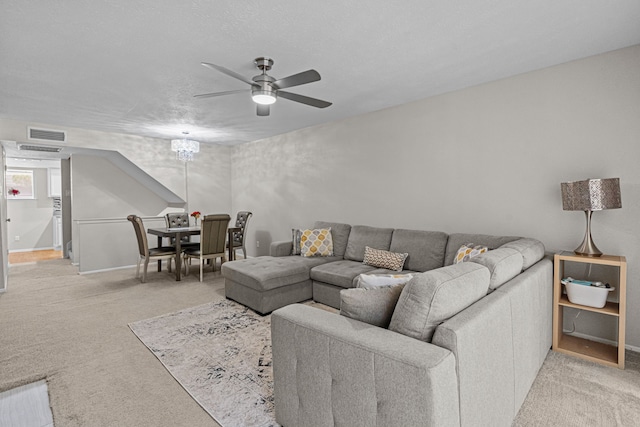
78,264,137,275
563,330,640,353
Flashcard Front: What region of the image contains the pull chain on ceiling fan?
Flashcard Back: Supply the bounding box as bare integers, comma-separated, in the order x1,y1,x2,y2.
194,57,332,116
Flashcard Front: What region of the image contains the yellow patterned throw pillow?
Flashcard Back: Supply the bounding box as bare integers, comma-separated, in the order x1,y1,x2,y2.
300,228,334,257
454,243,488,264
362,246,408,272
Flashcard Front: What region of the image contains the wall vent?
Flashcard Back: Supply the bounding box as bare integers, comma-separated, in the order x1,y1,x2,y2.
27,127,66,142
18,144,63,153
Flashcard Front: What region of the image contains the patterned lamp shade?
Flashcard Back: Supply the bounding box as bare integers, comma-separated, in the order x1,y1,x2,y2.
561,178,621,211
560,178,621,257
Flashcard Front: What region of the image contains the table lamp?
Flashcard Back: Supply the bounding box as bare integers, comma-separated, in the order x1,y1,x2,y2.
561,178,621,257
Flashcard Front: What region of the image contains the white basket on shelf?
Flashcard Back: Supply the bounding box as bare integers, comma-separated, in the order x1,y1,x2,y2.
563,280,615,308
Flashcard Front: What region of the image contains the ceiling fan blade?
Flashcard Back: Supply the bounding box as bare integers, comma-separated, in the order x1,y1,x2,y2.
201,62,257,86
278,91,332,108
257,104,270,116
193,89,249,99
273,69,321,89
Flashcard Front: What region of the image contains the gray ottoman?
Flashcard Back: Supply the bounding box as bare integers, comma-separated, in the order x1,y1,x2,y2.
221,256,336,314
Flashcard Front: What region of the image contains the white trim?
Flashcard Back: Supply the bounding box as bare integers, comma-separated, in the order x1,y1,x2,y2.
78,264,137,275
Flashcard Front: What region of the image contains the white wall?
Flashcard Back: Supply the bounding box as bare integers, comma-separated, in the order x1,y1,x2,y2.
232,45,640,347
71,154,173,219
7,168,54,251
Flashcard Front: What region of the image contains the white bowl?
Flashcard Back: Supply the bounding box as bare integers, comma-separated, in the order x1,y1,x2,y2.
565,281,615,308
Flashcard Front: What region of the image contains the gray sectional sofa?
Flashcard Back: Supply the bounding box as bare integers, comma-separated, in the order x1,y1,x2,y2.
222,221,553,426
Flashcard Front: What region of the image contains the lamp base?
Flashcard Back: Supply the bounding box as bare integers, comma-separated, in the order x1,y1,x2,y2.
573,210,603,257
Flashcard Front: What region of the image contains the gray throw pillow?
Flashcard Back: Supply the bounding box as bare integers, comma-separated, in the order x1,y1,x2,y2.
388,263,490,342
340,284,406,328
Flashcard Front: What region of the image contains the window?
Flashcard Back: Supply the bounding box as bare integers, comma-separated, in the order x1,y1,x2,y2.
6,169,35,199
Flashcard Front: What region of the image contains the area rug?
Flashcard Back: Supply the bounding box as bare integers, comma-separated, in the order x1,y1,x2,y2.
129,299,278,427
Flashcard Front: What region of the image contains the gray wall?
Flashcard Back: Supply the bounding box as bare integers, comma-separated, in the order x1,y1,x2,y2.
231,45,640,347
7,168,54,251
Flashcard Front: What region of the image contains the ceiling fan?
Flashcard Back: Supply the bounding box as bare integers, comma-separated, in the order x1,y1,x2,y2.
194,57,332,116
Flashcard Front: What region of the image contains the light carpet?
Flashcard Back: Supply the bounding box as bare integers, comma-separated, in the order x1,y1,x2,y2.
1,258,223,427
130,298,640,427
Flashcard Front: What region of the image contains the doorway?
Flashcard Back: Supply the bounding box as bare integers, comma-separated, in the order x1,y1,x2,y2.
5,158,64,266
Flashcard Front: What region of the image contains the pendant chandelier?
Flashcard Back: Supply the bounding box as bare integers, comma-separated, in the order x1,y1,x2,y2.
171,133,200,162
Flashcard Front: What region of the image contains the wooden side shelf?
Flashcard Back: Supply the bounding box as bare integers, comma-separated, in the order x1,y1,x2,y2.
557,295,619,316
553,252,627,369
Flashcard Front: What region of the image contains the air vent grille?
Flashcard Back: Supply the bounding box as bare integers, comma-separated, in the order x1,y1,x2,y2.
28,127,66,142
18,144,63,153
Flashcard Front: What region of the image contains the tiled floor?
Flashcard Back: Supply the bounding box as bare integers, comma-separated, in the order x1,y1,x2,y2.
0,380,54,427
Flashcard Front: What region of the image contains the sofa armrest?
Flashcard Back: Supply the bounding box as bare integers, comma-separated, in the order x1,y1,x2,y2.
272,304,460,427
270,240,292,257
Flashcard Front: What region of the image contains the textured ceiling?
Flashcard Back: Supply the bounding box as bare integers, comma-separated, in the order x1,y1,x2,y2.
1,1,640,146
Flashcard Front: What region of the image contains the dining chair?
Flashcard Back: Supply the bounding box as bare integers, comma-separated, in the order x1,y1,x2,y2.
165,213,199,249
184,214,231,282
127,214,178,282
226,211,253,260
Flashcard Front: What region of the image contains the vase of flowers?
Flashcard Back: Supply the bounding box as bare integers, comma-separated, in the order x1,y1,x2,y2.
190,211,201,226
8,188,20,197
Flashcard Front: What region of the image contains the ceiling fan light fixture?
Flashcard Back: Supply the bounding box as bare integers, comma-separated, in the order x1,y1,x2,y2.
196,57,331,116
252,89,277,105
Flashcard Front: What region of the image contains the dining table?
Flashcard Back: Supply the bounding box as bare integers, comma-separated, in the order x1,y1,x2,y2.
147,225,243,281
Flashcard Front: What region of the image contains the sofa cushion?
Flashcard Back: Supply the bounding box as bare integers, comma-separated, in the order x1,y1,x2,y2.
344,225,394,262
498,238,545,270
444,233,520,266
310,260,378,289
313,221,352,258
355,273,414,289
221,256,338,291
340,284,406,328
300,228,334,257
388,262,490,342
389,229,448,272
468,248,523,290
362,246,408,271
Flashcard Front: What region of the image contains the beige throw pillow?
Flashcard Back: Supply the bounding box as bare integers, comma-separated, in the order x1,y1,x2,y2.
362,246,408,271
